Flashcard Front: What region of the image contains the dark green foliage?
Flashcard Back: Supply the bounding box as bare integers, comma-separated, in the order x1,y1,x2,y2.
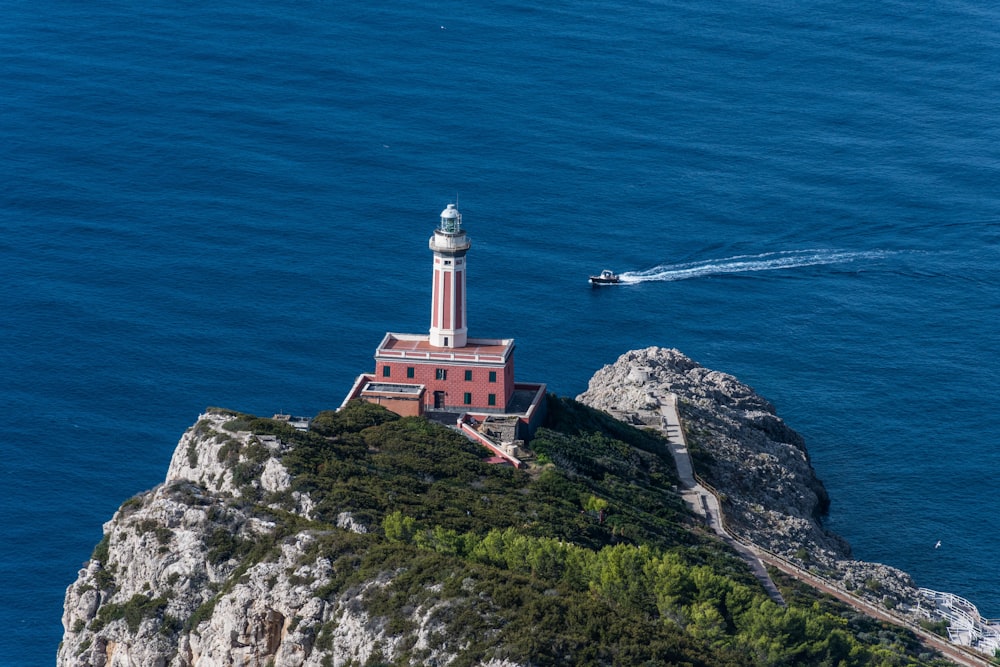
543,395,662,452
217,439,238,464
341,518,947,666
310,401,400,438
165,480,212,507
528,422,689,549
532,428,640,478
281,398,694,555
243,417,299,439
93,593,169,633
918,618,950,638
218,408,299,440
160,614,183,636
135,519,173,545
222,418,255,433
91,534,110,563
768,568,955,666
118,495,144,516
155,398,946,666
244,440,271,464
284,407,568,541
205,407,242,418
326,536,721,667
94,567,115,591
231,461,262,490
185,596,218,632
205,528,246,565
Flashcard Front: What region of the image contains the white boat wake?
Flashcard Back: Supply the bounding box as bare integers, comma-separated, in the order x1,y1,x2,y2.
618,249,891,284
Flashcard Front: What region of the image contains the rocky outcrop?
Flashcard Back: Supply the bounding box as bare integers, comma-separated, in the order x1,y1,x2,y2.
57,410,523,667
577,346,922,612
60,350,935,665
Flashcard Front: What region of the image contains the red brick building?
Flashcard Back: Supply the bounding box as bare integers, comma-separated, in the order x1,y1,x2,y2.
342,204,545,439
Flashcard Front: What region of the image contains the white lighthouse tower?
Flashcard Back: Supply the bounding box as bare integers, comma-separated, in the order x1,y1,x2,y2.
428,203,470,348
343,200,548,442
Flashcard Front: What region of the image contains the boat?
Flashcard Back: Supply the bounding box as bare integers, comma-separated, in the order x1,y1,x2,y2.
589,269,621,286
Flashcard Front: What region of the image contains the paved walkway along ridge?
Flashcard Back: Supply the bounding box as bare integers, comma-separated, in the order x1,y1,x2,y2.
633,393,991,667
652,394,786,606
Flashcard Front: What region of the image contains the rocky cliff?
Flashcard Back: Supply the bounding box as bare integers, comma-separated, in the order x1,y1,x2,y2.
59,350,937,666
58,411,523,667
576,346,921,611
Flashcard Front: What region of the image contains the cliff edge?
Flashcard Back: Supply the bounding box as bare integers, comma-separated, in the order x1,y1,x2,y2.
58,350,945,667
577,346,921,611
59,410,523,667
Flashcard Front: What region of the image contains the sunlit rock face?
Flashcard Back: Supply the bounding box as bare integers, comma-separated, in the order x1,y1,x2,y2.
57,410,513,667
578,346,919,611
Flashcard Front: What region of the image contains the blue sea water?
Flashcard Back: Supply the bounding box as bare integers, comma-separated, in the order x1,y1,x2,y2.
3,1,1000,663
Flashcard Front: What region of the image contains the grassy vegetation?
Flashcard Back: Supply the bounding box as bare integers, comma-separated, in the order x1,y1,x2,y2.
92,593,170,633
138,399,948,666
91,534,110,563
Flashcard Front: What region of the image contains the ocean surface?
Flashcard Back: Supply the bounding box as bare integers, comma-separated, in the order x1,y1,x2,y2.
4,1,1000,663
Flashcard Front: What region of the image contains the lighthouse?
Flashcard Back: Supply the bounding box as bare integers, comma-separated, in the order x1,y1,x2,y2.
342,201,547,443
428,204,470,348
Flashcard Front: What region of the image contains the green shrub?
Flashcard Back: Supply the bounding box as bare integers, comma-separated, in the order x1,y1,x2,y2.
245,441,271,464
119,495,144,515
135,519,173,545
231,461,262,489
88,400,948,666
94,567,115,591
206,528,247,565
383,511,418,543
185,596,218,632
91,534,110,563
160,614,183,635
217,439,238,463
93,593,168,633
918,618,950,637
310,402,399,438
222,418,255,433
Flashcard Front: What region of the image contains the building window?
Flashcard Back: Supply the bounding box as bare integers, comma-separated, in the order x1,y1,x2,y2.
406,367,415,378
464,392,472,405
436,368,447,380
444,260,452,265
488,371,497,383
382,366,391,378
464,370,473,381
488,393,496,406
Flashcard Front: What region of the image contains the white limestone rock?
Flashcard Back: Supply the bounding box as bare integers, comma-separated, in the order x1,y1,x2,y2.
58,409,527,667
577,346,921,611
261,457,292,494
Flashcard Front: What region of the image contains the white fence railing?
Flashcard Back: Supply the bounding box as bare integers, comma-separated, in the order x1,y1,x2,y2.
917,588,1000,654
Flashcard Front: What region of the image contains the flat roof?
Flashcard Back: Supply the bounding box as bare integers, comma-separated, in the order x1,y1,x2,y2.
363,382,424,395
375,333,514,364
506,387,542,414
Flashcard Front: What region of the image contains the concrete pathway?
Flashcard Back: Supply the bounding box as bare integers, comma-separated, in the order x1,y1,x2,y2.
653,394,786,606
636,395,992,665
